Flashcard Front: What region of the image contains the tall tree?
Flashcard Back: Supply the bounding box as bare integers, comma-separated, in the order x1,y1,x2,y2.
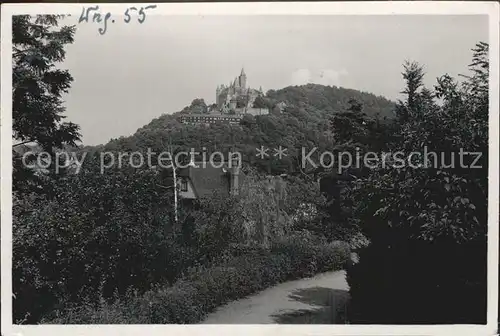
330,98,368,146
346,43,489,324
395,61,425,124
12,15,80,193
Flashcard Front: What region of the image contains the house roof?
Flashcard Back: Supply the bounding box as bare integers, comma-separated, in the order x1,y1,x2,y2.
178,162,243,198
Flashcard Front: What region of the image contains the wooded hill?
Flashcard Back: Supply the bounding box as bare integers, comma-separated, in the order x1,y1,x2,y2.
97,84,395,174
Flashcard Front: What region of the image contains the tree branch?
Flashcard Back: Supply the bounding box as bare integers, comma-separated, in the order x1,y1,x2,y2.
13,140,34,148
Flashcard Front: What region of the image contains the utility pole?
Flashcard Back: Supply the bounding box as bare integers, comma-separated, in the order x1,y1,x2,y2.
167,139,178,224
172,157,178,224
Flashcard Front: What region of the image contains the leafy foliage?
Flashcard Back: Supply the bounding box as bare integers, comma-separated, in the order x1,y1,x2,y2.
180,98,208,114
252,95,268,108
43,239,350,324
345,43,488,323
14,150,348,323
12,15,81,194
13,157,182,323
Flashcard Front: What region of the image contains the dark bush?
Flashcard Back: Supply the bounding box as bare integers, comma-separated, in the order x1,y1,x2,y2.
12,163,185,323
344,44,488,324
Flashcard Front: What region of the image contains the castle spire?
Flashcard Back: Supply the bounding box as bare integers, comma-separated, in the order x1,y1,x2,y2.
239,68,247,90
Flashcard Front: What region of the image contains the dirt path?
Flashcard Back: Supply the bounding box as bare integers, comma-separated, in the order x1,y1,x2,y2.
200,270,350,324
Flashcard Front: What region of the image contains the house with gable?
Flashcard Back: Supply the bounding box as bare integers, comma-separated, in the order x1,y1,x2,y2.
177,159,244,200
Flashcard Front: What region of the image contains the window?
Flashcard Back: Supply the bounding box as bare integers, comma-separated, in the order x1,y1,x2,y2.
180,179,188,192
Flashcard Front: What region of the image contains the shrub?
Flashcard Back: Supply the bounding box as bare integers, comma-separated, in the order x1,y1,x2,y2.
315,241,351,272
43,237,350,324
271,231,328,277
13,163,183,323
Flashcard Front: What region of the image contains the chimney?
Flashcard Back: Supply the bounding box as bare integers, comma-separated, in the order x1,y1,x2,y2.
230,157,240,196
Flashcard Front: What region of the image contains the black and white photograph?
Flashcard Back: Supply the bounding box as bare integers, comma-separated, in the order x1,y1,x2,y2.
1,2,499,335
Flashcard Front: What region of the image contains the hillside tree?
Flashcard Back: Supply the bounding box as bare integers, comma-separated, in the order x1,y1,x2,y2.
346,43,489,324
12,15,81,193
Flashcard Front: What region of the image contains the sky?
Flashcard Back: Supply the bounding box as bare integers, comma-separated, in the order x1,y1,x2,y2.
59,15,488,145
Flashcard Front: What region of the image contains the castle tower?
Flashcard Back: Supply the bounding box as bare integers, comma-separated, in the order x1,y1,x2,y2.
239,68,247,90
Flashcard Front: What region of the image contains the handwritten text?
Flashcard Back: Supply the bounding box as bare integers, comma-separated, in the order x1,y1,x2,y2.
78,5,157,35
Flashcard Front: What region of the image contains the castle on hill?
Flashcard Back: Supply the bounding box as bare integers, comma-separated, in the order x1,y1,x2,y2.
180,68,270,126
215,68,266,114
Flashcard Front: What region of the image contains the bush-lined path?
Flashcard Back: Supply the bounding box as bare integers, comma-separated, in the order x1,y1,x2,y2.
200,270,350,324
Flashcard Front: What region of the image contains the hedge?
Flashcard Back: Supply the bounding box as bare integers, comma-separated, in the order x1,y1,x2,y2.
42,238,350,324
